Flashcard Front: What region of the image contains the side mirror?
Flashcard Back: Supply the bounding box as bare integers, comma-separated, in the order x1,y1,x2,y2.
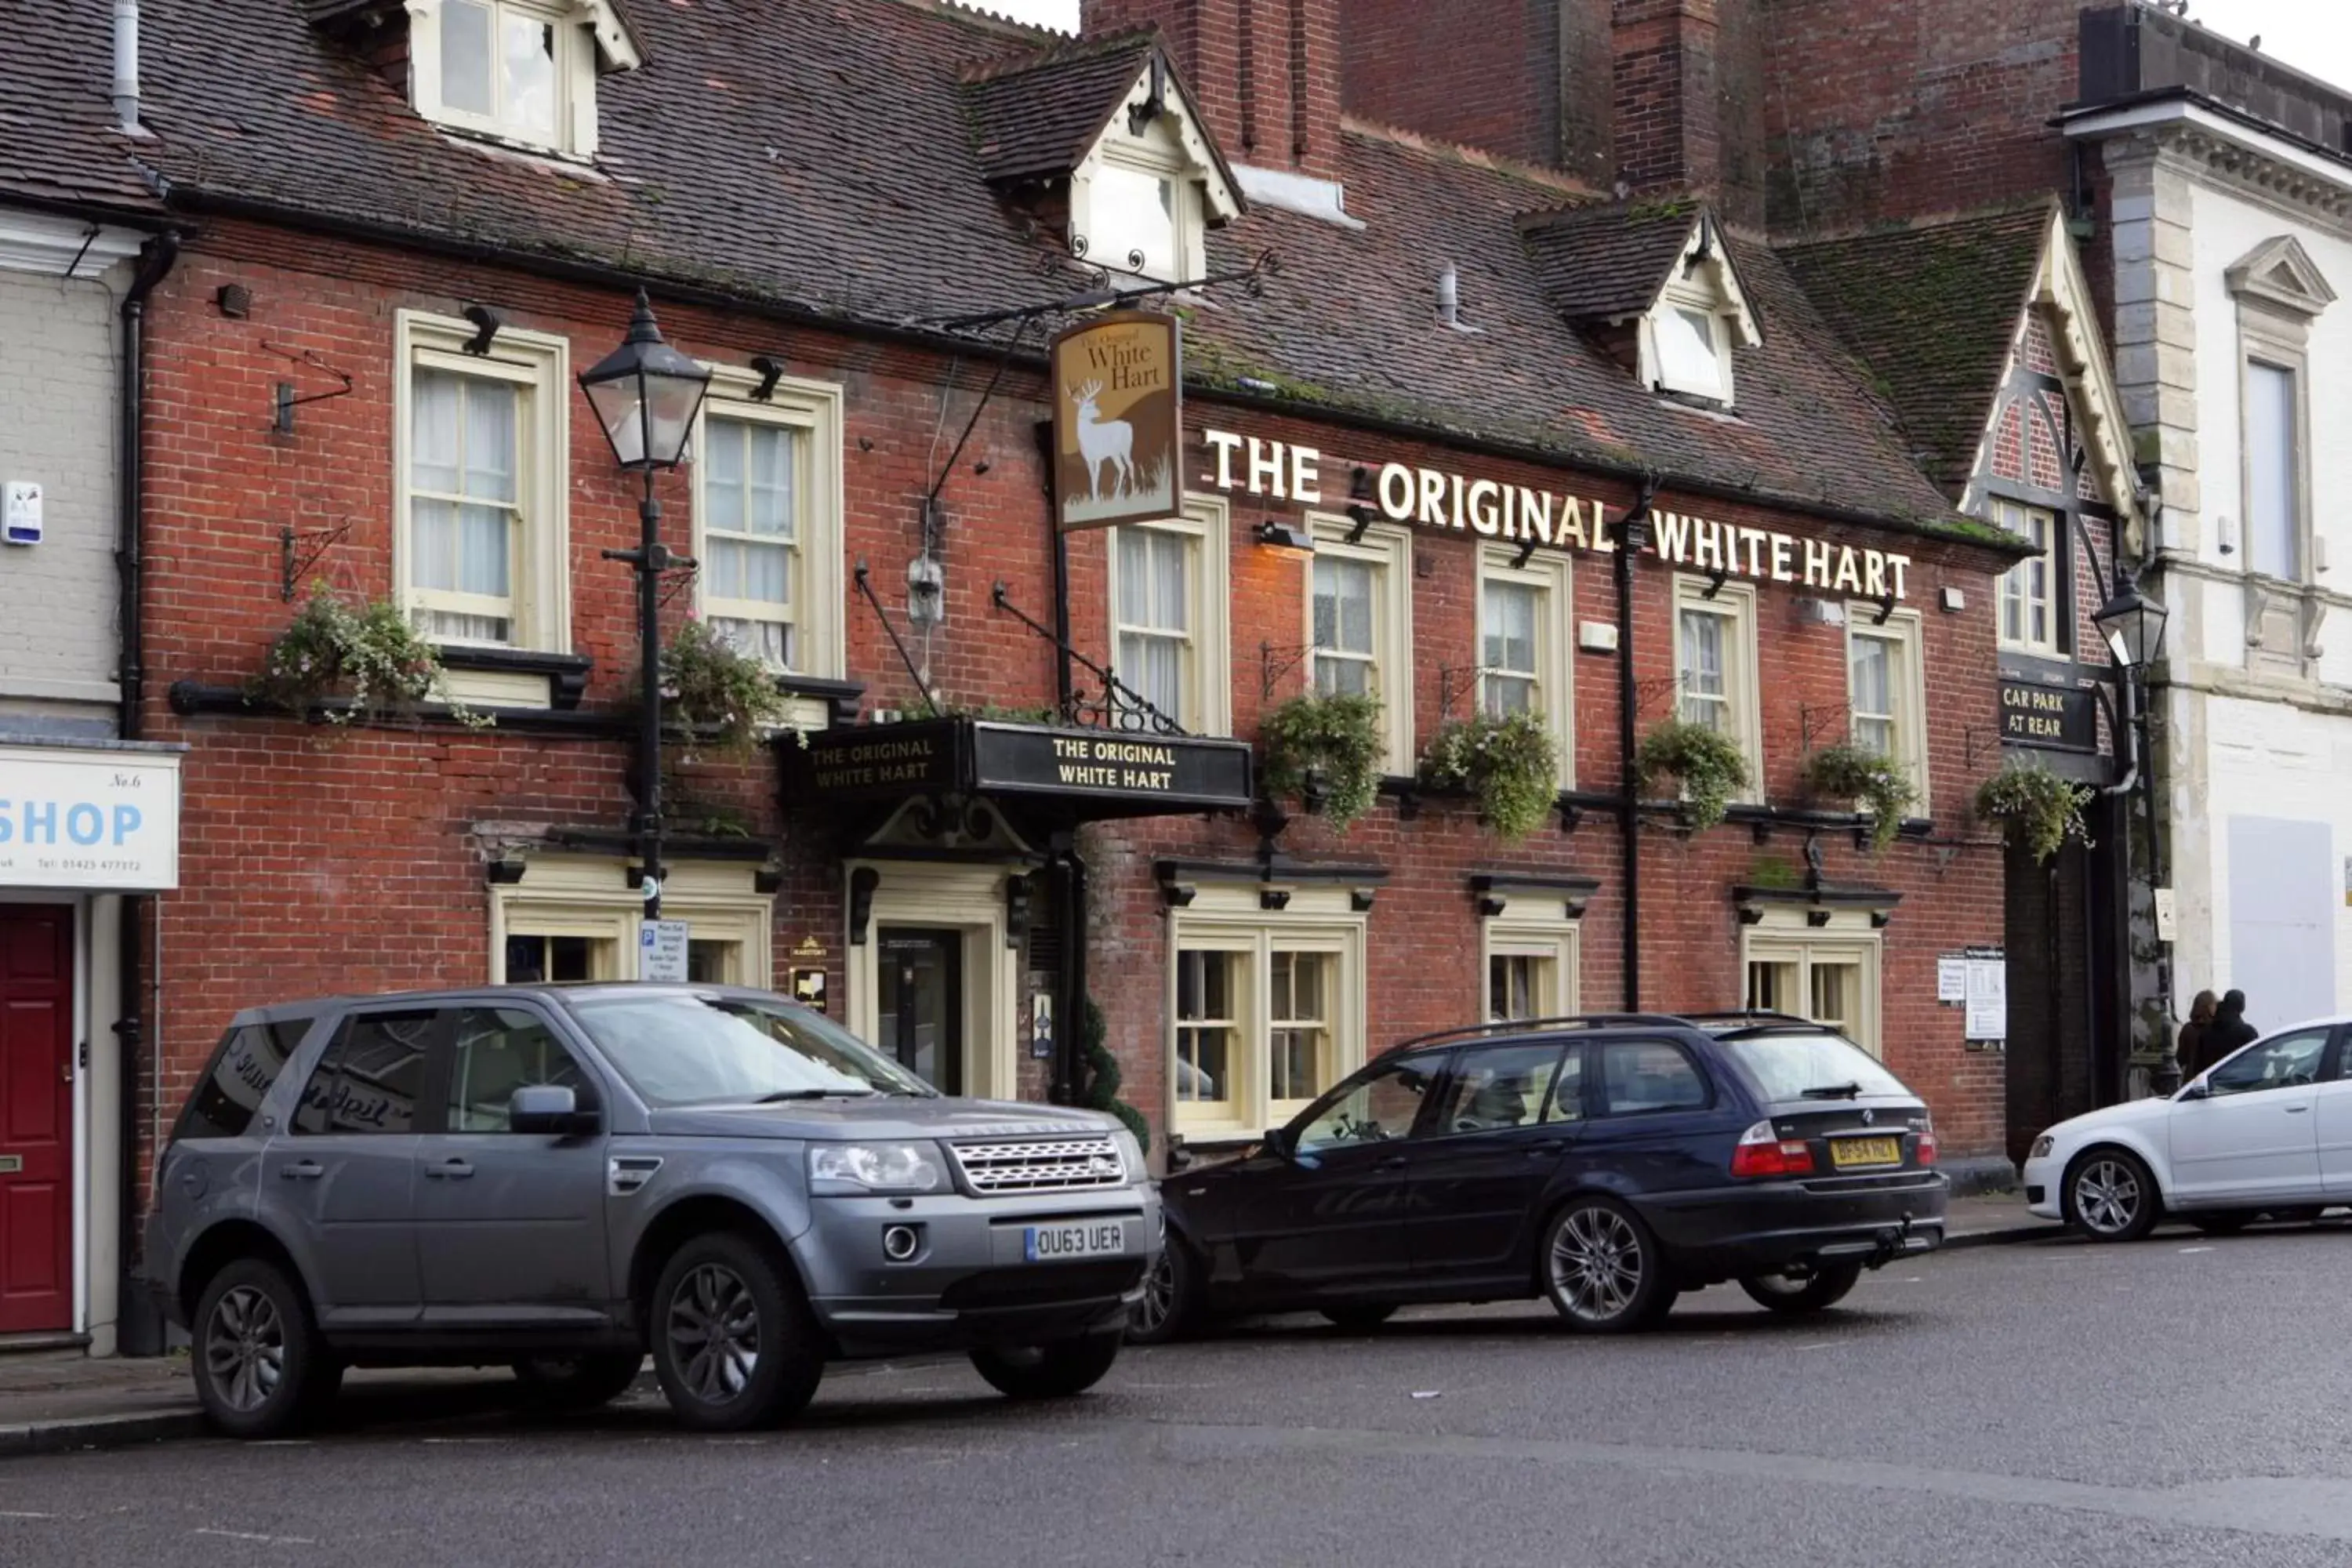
510,1083,594,1136
2177,1081,2209,1102
1261,1126,1295,1159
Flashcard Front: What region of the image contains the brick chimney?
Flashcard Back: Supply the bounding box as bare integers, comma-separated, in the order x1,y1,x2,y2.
1612,0,1730,194
1081,0,1344,182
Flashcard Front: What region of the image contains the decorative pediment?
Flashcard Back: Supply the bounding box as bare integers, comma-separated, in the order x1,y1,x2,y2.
2227,235,2336,319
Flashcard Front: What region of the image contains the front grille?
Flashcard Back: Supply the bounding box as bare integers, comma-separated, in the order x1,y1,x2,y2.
949,1135,1125,1195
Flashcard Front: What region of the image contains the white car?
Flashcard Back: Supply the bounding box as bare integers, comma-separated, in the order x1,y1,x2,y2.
2023,1016,2352,1240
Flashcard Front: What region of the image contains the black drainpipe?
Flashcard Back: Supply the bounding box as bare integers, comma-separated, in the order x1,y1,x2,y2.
114,229,179,1357
1614,481,1656,1012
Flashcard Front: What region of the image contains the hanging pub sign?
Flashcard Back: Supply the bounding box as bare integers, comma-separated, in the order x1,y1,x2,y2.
1052,311,1181,532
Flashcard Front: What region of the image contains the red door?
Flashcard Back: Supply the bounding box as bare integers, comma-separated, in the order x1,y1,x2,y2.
0,907,74,1334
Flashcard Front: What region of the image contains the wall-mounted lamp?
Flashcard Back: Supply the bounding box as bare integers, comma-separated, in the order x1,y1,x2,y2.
1345,466,1377,544
484,856,526,886
1871,592,1897,626
460,303,503,357
1701,565,1731,599
749,354,786,401
1259,888,1293,912
1254,519,1316,558
1160,882,1197,908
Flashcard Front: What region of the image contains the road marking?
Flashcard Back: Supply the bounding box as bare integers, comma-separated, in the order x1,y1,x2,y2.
0,1511,57,1520
2178,1246,2215,1254
193,1528,318,1545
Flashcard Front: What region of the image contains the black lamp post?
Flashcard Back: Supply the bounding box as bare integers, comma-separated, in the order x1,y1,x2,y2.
2094,579,2175,1091
579,290,712,924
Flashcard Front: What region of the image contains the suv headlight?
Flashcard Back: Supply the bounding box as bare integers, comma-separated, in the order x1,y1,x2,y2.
2028,1134,2055,1160
1112,1127,1147,1183
808,1142,946,1195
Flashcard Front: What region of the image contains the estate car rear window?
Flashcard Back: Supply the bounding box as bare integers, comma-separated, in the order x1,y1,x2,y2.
1721,1031,1910,1102
572,992,932,1107
175,1018,314,1140
1598,1040,1709,1116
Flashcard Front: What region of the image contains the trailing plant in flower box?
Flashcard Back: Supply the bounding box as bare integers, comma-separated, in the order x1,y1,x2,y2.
251,584,488,730
1418,710,1559,842
1636,719,1751,834
1976,759,2094,863
1258,691,1383,830
1802,741,1917,854
659,619,801,758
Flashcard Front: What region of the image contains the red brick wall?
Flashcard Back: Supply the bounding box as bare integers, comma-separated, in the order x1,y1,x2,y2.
129,220,2013,1208
1082,0,1344,179
1761,0,2077,234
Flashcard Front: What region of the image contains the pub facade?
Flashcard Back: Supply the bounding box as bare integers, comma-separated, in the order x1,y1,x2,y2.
0,0,2040,1352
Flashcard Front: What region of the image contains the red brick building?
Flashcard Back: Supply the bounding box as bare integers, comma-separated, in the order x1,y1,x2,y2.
0,0,2055,1344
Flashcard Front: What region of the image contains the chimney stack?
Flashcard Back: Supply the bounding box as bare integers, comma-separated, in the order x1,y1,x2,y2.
1082,0,1344,183
1612,0,1755,200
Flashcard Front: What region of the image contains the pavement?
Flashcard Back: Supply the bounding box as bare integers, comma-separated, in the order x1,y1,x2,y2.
8,1222,2352,1566
0,1191,2053,1458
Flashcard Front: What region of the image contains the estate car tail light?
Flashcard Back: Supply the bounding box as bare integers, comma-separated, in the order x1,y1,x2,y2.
1915,1123,1939,1167
1730,1119,1814,1178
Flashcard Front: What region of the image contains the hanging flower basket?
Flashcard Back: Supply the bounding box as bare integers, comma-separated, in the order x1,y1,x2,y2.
249,584,488,730
656,620,800,757
1259,691,1384,830
1975,759,2094,863
1801,741,1917,855
1636,719,1751,834
1417,711,1559,842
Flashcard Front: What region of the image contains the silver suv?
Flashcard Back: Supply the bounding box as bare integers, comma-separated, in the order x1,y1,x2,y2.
142,985,1159,1437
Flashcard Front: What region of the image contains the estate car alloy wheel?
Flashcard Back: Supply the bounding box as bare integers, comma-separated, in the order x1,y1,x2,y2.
1738,1261,1864,1315
651,1231,823,1432
1541,1197,1675,1333
2066,1149,2161,1242
191,1257,332,1439
1127,1242,1196,1345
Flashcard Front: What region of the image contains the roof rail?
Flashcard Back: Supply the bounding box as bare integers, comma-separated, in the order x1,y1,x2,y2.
1676,1008,1815,1026
1389,1013,1697,1051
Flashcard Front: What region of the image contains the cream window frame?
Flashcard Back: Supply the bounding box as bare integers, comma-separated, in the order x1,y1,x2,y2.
1844,605,1928,808
1070,104,1203,284
1104,494,1232,736
2238,347,2309,587
1168,884,1368,1143
1671,575,1761,797
1740,909,1883,1058
393,311,570,705
1305,514,1415,775
690,365,846,724
1990,497,2058,655
404,0,633,158
486,858,772,986
1480,914,1581,1023
1475,543,1574,788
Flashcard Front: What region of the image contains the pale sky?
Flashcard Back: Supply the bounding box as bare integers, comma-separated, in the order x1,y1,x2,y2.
962,0,2352,93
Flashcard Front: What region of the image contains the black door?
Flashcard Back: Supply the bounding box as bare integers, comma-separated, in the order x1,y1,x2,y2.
1218,1051,1446,1307
877,928,963,1094
1406,1040,1580,1286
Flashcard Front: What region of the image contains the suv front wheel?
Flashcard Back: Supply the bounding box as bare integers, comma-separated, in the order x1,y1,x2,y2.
970,1334,1122,1399
651,1232,824,1432
191,1257,334,1439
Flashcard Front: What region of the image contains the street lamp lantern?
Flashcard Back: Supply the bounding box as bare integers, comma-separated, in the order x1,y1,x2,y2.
579,290,711,931
578,289,711,471
2093,582,2170,670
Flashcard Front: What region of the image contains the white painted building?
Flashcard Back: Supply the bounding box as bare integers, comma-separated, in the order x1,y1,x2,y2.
0,201,181,1355
2068,5,2352,1050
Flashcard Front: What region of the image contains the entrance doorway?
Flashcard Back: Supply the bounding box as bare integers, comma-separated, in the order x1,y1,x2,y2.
0,906,74,1334
877,927,964,1094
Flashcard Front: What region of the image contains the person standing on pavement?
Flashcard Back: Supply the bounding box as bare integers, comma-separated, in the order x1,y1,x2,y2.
2203,989,2259,1074
2176,990,2219,1080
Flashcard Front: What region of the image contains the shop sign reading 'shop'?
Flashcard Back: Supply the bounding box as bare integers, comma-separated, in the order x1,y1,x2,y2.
1200,429,1916,601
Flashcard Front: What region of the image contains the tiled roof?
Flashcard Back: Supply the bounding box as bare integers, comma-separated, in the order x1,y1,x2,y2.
0,0,1973,535
962,31,1161,185
1518,197,1701,322
0,0,165,213
1778,205,2056,496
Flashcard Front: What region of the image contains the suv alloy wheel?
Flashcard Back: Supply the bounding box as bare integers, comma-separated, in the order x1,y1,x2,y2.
1540,1197,1676,1333
513,1352,645,1410
651,1231,824,1431
191,1257,336,1439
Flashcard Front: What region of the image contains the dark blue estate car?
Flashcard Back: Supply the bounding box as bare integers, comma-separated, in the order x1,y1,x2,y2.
1131,1012,1947,1339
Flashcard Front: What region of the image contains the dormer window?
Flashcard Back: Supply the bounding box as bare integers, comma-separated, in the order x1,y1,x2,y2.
404,0,643,159
1084,154,1188,279
1641,223,1757,408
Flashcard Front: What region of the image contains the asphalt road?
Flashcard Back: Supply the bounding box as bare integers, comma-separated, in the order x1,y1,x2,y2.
9,1226,2352,1567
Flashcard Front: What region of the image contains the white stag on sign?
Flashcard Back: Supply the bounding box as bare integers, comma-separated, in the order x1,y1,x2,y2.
1069,379,1135,501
